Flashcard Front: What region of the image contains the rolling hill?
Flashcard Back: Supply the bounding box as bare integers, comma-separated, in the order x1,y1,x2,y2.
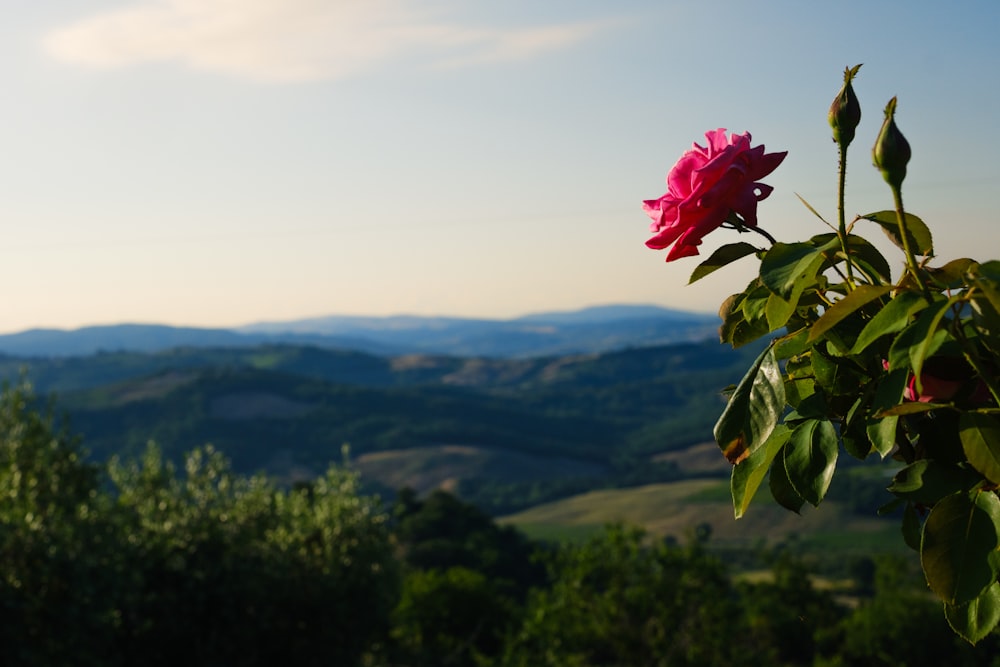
3,339,764,514
0,304,717,358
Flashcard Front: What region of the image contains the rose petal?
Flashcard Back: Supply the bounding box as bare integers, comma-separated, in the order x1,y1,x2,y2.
642,129,785,261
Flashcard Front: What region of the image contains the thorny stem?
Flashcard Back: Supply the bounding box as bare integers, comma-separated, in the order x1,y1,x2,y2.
837,145,856,289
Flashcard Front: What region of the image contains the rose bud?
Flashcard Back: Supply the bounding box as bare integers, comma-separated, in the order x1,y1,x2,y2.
872,97,911,189
829,64,862,148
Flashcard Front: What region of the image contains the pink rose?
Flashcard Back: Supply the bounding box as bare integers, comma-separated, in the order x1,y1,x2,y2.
643,129,787,261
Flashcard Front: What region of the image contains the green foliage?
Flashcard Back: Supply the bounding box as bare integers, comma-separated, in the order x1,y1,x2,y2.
0,383,399,666
393,488,544,594
832,556,1000,666
392,566,517,667
0,382,113,665
738,555,845,665
687,66,1000,642
503,525,766,667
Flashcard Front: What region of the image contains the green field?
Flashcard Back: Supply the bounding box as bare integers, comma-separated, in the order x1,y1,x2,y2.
498,478,906,556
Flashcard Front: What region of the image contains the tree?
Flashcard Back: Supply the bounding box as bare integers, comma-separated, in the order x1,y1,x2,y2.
503,524,766,667
0,382,117,665
107,443,400,666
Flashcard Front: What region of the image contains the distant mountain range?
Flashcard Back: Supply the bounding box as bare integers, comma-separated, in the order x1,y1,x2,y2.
0,305,719,358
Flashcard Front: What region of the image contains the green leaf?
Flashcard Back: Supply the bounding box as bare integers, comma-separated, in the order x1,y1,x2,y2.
713,344,786,465
979,260,1000,281
928,258,976,289
863,368,908,457
782,418,838,506
861,210,934,256
811,347,864,396
843,396,873,459
887,298,952,380
851,291,927,355
866,416,899,458
765,293,796,331
970,270,1000,321
878,497,904,515
970,293,1000,343
731,425,790,519
845,235,892,284
760,241,832,301
876,402,949,417
902,503,922,551
741,285,771,323
888,460,985,506
720,289,771,348
961,412,1000,485
774,327,810,360
945,582,1000,645
689,242,759,284
808,285,891,342
911,298,960,388
921,491,1000,605
769,454,805,514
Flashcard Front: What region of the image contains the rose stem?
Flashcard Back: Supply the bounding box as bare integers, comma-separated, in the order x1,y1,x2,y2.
837,145,856,290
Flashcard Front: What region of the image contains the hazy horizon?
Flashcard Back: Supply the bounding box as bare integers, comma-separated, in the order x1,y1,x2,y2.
0,301,719,335
3,1,998,333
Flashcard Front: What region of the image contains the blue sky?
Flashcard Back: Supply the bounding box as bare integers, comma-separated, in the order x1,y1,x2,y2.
1,0,998,332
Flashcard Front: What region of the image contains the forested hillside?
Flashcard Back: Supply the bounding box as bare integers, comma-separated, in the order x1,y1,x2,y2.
0,340,764,514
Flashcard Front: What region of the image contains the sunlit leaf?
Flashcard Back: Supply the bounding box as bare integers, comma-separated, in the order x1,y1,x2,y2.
961,412,1000,485
774,327,810,360
851,291,927,355
927,258,976,289
782,418,838,506
921,491,1000,605
741,285,771,323
945,582,1000,645
760,241,833,301
689,242,759,284
861,210,934,256
731,425,790,519
714,344,786,464
808,285,891,342
765,292,796,331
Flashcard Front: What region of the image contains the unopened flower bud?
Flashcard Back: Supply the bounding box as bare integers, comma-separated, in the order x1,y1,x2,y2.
829,64,862,148
872,97,911,189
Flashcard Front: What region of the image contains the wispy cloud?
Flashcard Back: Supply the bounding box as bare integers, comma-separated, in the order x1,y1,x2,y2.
43,0,610,83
